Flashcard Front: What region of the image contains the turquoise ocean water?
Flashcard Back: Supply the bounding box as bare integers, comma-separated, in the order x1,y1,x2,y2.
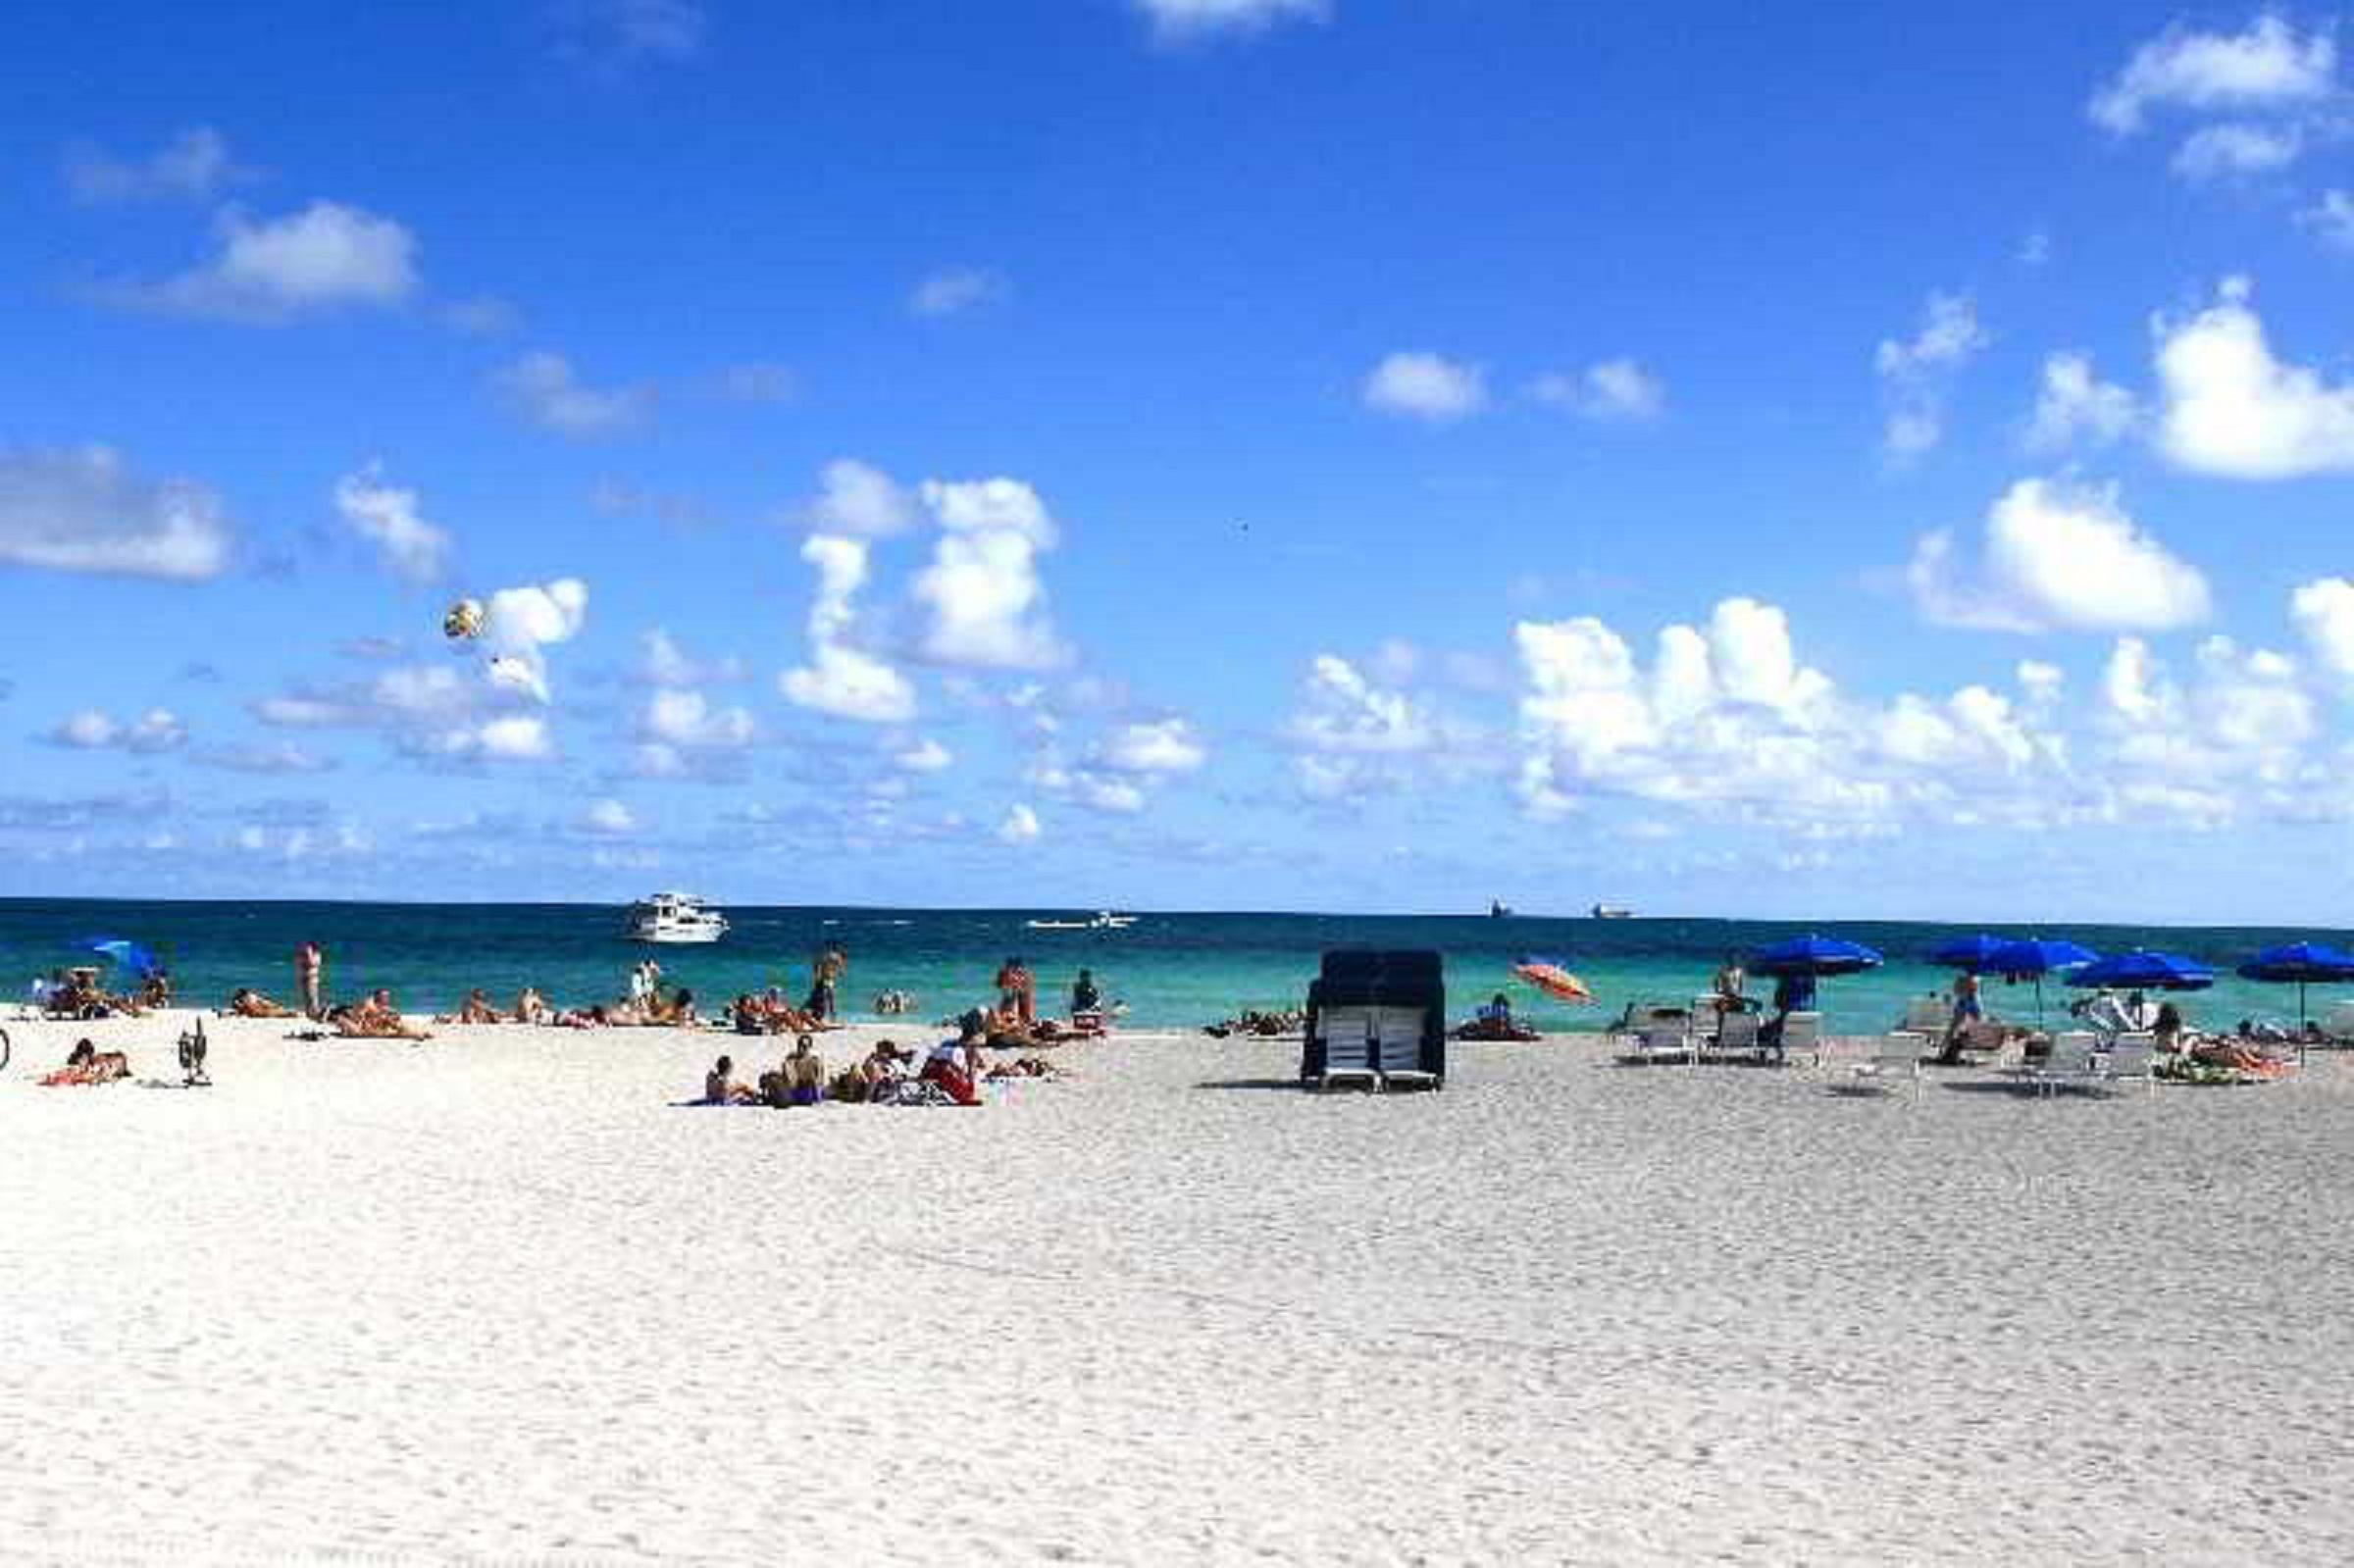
6,899,2352,1037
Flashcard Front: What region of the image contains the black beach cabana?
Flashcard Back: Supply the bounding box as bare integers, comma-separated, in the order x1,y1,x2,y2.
1301,948,1447,1089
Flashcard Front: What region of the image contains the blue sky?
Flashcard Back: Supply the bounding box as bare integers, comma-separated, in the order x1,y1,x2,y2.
8,1,2354,920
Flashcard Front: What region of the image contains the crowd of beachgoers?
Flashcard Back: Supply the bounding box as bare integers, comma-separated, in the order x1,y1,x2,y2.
25,927,2339,1100
21,940,1119,1104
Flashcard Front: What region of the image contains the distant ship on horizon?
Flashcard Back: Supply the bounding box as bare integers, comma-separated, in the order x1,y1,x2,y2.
1590,903,1634,920
1489,898,1512,918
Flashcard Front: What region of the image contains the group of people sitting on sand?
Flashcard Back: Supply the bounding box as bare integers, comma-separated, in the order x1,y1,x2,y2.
33,967,157,1021
701,1011,1068,1109
729,988,829,1036
1453,992,1540,1042
1203,1006,1305,1038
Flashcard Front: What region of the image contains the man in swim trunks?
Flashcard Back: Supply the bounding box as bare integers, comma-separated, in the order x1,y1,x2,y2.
296,940,324,1019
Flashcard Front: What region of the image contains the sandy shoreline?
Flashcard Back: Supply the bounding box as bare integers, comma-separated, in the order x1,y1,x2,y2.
6,1010,2354,1564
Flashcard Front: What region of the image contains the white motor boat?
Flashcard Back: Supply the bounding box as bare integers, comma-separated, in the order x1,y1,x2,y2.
628,892,729,944
1024,910,1139,932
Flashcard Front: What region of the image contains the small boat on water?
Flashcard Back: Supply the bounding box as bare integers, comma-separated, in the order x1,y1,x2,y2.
627,891,729,944
1591,903,1635,920
1025,910,1139,932
1490,898,1513,918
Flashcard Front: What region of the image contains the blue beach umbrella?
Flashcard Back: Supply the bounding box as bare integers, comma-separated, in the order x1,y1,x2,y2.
2234,940,2354,1027
1750,935,1884,977
1924,934,2017,973
1748,935,1881,1023
2069,950,2215,992
1985,936,2101,1024
82,936,160,977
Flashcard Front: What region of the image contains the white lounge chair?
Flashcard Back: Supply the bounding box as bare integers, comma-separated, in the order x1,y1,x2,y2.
1773,1011,1822,1066
1837,1033,1921,1097
1615,1022,1693,1065
2321,1000,2354,1044
2095,1034,2157,1095
1708,1009,1763,1062
1371,1004,1439,1091
2015,1031,2102,1097
1314,1005,1380,1091
1896,995,1949,1036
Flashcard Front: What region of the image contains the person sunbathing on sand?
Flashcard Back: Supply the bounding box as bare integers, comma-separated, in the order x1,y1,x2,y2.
703,1054,759,1105
226,986,298,1019
2153,1002,2288,1075
514,986,552,1026
337,988,432,1041
40,1038,131,1087
438,988,504,1025
987,1055,1065,1081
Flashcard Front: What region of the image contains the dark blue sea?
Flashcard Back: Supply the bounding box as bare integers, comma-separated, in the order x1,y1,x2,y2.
6,899,2351,1036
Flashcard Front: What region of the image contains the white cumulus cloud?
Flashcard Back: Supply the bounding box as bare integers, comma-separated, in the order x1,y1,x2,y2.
2025,352,2138,451
1133,0,1329,41
2291,577,2354,681
1530,358,1666,420
1908,477,2211,634
1876,291,1987,457
2089,14,2335,133
896,736,953,773
1363,351,1487,422
2154,278,2354,478
781,533,918,722
64,126,256,204
1097,718,1208,773
2172,121,2303,179
799,457,918,536
908,267,1005,317
2297,187,2354,249
112,201,418,323
641,687,753,749
333,462,452,582
0,445,232,580
581,797,639,835
912,478,1067,670
997,803,1042,843
494,351,653,438
48,707,188,753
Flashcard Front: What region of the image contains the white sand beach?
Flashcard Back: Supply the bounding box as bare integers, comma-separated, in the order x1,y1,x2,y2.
7,1014,2354,1565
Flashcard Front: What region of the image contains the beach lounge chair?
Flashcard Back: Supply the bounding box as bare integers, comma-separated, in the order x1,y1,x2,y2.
1615,1019,1693,1065
1705,1009,1763,1063
2014,1032,2103,1097
2321,1001,2354,1044
1371,1004,1439,1091
1836,1033,1921,1097
1896,995,1949,1036
1313,1005,1380,1091
1774,1011,1822,1066
2094,1033,2157,1095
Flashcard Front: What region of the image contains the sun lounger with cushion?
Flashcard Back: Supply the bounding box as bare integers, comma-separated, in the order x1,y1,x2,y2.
1313,1004,1379,1091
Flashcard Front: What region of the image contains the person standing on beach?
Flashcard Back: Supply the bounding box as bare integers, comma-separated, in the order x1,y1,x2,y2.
995,956,1036,1026
806,942,844,1022
295,940,324,1020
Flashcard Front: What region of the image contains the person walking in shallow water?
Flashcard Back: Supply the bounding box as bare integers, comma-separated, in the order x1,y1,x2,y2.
296,939,324,1020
